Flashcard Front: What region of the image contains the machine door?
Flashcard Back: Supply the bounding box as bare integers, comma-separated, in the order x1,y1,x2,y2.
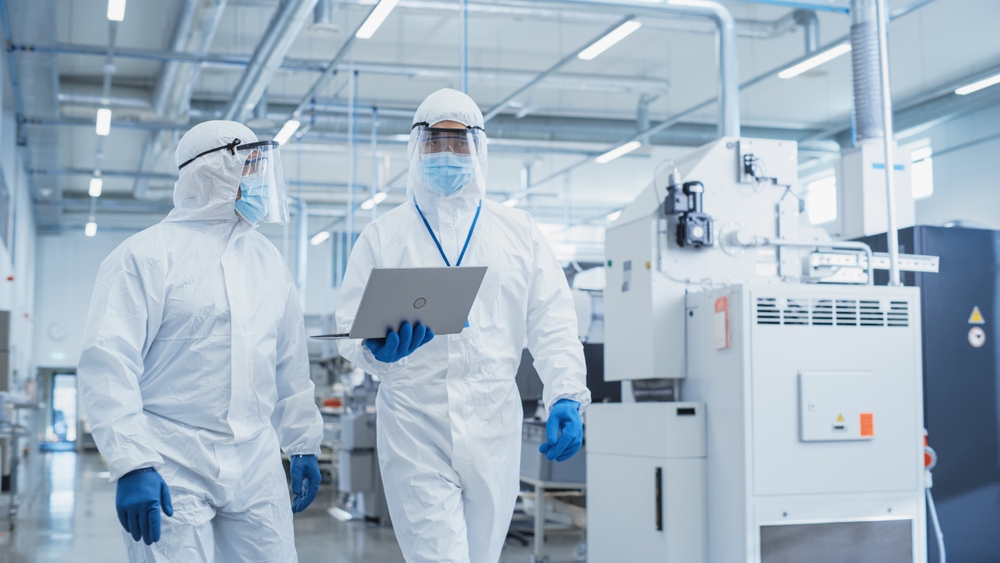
587,454,705,562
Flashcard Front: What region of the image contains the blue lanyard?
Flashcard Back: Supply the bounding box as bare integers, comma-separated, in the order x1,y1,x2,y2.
413,198,482,267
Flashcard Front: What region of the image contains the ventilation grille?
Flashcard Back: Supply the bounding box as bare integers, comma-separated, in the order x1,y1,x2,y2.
754,297,909,327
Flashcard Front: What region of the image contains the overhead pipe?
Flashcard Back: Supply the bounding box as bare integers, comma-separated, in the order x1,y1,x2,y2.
544,0,740,138
872,0,900,286
134,0,228,199
793,9,820,53
483,15,636,122
223,0,320,121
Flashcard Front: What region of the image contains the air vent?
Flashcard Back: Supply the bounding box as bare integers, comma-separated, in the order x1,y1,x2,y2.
756,297,780,325
888,301,910,327
753,296,910,328
783,299,810,325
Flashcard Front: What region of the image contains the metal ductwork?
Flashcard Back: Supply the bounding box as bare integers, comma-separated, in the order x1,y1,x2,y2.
223,0,320,122
7,0,61,227
793,9,820,54
850,0,885,141
134,0,228,199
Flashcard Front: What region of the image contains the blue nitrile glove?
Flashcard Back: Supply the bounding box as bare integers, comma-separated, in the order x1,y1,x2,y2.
290,454,322,513
116,468,173,545
364,322,434,363
539,399,583,462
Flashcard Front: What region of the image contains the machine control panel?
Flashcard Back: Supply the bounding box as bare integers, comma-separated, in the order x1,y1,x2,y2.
798,371,876,442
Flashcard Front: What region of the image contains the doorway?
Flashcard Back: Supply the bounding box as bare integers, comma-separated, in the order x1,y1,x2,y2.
40,370,77,452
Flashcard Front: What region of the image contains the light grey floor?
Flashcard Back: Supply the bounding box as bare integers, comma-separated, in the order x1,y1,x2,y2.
0,451,581,563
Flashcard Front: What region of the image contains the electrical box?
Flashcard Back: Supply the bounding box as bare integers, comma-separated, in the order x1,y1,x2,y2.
837,140,915,239
799,371,876,442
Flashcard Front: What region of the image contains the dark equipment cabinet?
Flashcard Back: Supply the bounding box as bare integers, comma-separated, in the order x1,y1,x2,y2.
859,226,1000,563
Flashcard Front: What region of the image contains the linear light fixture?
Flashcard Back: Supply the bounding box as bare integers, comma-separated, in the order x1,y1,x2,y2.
360,191,389,210
85,219,98,237
356,0,400,39
107,0,127,21
606,210,622,221
778,42,852,79
503,198,519,207
310,231,331,245
955,72,1000,96
274,119,301,145
95,108,112,136
89,178,103,198
578,20,642,61
595,141,642,164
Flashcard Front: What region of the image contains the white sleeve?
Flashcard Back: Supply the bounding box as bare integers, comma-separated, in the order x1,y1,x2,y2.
272,277,324,456
78,244,166,481
524,218,592,413
335,226,414,376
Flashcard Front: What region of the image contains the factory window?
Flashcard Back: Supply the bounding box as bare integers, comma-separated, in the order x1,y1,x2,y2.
911,145,934,200
803,175,838,225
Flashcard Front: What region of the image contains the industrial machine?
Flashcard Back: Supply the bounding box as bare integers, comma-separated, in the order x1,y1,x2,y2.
589,136,934,562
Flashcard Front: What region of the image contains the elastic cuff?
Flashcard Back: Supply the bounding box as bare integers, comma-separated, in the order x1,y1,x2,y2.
290,454,317,459
121,467,157,479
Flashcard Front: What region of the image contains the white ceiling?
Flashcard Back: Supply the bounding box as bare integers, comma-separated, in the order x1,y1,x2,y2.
26,0,1000,233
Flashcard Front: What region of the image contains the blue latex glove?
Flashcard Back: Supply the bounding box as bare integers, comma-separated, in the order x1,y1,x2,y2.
290,454,322,513
116,468,173,545
539,399,583,462
364,322,434,363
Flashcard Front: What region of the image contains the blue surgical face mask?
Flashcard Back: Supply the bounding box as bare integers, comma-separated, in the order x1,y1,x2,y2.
421,152,475,195
235,177,269,224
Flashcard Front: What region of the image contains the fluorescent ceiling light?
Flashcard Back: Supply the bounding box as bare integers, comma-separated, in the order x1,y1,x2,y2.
356,0,400,39
955,72,1000,95
310,231,331,245
595,141,642,164
85,220,98,237
778,42,852,79
360,192,388,210
607,210,622,221
89,178,103,198
107,0,127,21
578,20,642,61
95,108,112,136
274,119,301,145
503,198,519,207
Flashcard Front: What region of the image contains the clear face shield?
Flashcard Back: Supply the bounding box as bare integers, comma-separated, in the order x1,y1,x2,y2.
178,138,289,224
236,141,289,224
410,124,487,196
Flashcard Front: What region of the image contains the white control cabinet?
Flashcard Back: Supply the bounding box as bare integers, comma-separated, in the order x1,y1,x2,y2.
587,402,707,562
685,284,927,563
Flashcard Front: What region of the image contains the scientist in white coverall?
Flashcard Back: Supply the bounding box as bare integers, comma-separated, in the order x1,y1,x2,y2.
79,120,324,562
336,89,592,562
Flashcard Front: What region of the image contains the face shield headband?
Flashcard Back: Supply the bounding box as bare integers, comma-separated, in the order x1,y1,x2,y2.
178,138,289,225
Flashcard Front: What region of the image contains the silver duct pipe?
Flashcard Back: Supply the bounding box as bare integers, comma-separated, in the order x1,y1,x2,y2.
850,0,884,141
224,0,319,121
637,94,659,144
544,0,739,137
134,0,228,199
314,0,332,24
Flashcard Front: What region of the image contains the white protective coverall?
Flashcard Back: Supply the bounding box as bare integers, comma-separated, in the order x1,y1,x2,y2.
78,120,323,562
336,89,592,563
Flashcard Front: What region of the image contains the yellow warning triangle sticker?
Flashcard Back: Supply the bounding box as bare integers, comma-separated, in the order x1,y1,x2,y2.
969,306,986,325
836,414,844,422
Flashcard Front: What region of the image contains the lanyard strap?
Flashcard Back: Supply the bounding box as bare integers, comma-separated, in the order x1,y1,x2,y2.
413,198,482,267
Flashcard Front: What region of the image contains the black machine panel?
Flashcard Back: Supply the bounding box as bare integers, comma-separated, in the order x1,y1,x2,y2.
860,226,1000,563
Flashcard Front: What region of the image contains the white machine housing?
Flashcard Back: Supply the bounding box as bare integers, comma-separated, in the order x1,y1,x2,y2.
604,137,805,382
587,402,707,562
685,283,926,562
836,139,915,239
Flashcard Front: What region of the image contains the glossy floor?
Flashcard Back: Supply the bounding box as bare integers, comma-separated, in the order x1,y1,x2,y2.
0,451,582,562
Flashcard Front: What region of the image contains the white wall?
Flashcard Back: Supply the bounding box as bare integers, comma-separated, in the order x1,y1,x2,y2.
32,231,132,370
0,108,39,393
912,103,1000,229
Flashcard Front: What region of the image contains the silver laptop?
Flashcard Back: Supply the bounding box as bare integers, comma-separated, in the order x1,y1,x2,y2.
311,266,488,340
